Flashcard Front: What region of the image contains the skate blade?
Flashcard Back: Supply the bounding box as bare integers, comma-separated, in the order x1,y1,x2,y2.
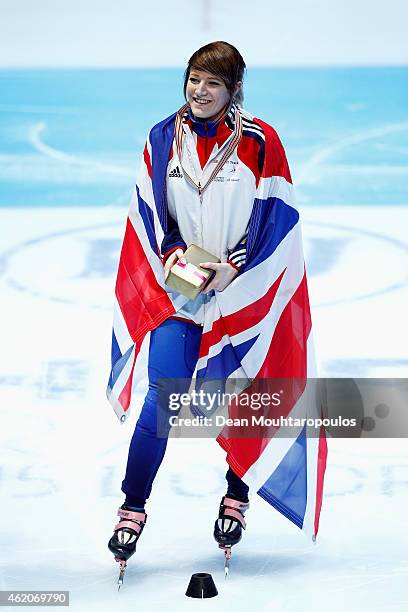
219,545,231,580
115,558,127,590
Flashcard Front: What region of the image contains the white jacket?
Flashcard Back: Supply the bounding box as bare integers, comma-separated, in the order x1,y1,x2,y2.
164,104,264,324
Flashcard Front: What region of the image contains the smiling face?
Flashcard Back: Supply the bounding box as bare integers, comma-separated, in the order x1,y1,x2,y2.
186,68,234,121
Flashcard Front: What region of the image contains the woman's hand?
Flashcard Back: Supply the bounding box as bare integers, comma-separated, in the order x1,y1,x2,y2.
200,262,239,293
164,248,186,280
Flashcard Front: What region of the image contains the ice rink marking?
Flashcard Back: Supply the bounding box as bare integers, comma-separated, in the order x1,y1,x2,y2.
304,219,408,306
28,122,135,177
296,121,408,186
0,217,406,308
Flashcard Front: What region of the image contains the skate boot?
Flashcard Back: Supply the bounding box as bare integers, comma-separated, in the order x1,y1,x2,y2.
108,505,147,589
213,495,249,578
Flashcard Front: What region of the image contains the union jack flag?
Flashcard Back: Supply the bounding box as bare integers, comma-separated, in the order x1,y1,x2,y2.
107,110,327,541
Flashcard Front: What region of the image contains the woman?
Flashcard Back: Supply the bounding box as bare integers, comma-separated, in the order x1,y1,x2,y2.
107,41,324,587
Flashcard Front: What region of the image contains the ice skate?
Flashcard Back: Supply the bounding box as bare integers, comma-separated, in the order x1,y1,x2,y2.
213,496,249,578
108,505,147,589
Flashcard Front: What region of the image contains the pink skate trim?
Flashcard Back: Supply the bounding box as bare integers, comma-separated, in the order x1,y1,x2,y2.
223,508,247,529
117,508,146,522
223,497,250,511
115,520,143,533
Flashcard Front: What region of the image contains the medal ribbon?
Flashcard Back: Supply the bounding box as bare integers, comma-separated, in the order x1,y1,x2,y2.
174,102,243,196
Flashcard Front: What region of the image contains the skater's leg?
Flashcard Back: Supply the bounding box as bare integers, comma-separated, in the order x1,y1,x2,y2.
225,466,249,502
121,318,202,506
108,318,202,584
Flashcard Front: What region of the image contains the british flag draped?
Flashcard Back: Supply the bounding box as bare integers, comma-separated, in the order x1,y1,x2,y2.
106,107,327,541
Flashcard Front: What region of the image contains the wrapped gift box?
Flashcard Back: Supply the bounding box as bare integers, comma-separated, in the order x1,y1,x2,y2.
165,244,220,300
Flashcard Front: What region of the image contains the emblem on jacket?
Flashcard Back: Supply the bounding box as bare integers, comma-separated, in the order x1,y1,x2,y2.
168,166,183,178
213,159,239,183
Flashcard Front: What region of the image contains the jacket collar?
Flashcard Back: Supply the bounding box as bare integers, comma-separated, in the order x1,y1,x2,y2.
186,102,236,138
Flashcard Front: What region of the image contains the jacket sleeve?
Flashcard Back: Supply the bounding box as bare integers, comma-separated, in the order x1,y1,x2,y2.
226,228,248,273
161,211,187,264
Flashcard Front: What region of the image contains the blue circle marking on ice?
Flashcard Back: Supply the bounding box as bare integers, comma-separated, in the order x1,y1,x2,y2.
0,222,123,309
0,219,406,309
303,220,408,307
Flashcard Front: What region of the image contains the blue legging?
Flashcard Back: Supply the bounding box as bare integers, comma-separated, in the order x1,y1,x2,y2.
121,318,249,506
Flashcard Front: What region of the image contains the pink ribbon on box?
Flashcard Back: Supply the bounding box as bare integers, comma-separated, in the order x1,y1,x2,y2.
193,270,207,282
175,260,206,283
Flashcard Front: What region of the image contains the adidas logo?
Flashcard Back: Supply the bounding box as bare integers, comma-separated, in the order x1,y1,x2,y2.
169,165,183,178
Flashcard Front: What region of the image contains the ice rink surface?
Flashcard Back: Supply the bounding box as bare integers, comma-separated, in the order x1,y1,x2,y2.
0,68,407,610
